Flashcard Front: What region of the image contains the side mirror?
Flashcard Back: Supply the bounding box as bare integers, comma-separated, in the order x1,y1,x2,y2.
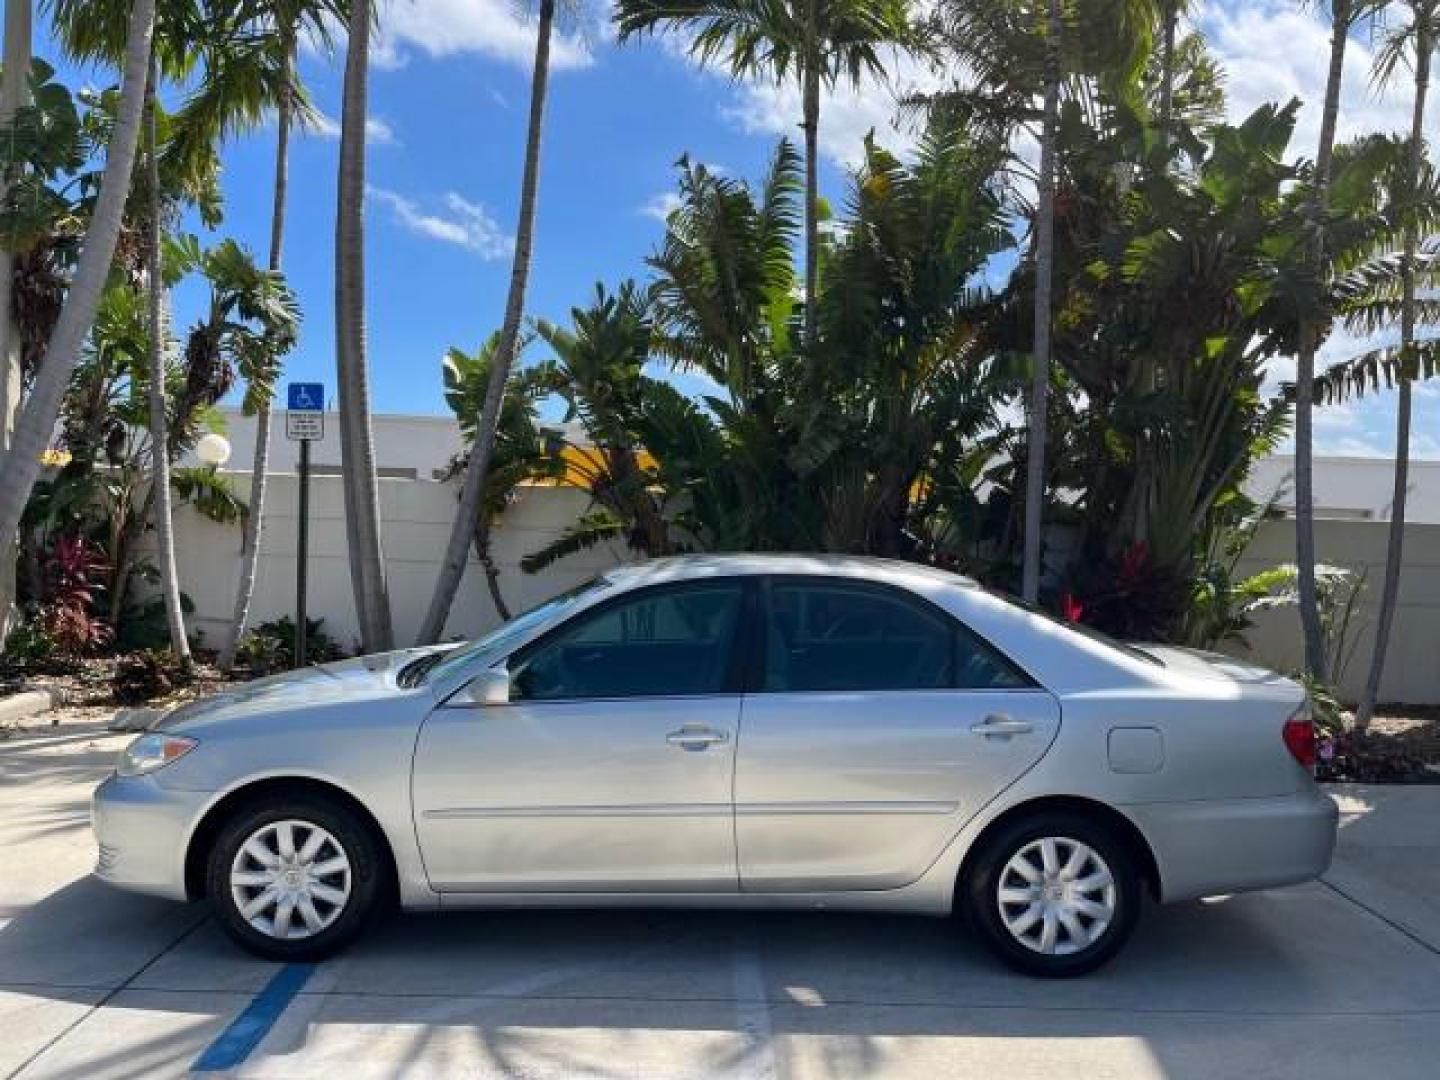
465,667,511,707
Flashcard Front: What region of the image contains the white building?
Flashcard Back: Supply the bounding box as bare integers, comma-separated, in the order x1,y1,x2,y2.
1247,455,1440,523
206,408,1440,523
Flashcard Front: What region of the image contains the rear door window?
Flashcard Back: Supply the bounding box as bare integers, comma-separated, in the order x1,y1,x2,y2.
761,578,1032,693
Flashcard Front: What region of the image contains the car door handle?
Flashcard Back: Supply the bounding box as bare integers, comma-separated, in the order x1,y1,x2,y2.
970,715,1033,737
666,726,729,750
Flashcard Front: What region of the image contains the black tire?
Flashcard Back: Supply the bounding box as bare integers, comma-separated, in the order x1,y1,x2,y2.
962,811,1141,977
205,794,387,962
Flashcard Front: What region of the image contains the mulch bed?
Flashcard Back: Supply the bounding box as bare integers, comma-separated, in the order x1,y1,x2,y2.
0,653,250,717
1320,709,1440,784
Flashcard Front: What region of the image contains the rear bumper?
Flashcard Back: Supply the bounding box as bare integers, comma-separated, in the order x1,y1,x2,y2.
91,773,211,901
1124,785,1339,902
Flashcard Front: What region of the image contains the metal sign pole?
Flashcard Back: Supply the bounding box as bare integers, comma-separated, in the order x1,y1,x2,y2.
285,382,324,669
295,436,310,668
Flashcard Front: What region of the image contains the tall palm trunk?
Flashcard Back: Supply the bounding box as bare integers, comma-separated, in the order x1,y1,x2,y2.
472,518,510,621
218,29,293,672
801,0,820,346
1157,0,1176,147
1356,21,1431,730
0,0,31,642
1296,0,1353,685
142,49,189,664
417,0,554,645
1021,0,1061,604
0,0,154,630
335,0,393,652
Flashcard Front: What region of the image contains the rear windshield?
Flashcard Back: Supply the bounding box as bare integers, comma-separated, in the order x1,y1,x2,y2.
990,590,1165,667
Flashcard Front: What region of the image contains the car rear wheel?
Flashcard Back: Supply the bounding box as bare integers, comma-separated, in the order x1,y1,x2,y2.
206,795,385,961
962,811,1140,976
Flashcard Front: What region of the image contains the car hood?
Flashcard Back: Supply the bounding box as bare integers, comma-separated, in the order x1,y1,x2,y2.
154,645,453,731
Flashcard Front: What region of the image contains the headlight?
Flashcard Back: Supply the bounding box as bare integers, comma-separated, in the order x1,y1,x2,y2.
117,734,198,777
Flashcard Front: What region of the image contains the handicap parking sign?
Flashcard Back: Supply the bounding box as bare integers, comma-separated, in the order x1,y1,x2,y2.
287,383,324,412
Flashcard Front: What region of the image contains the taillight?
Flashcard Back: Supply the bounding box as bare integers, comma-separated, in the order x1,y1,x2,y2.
1282,707,1316,772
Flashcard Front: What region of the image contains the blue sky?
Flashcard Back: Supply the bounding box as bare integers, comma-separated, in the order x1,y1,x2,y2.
37,0,1440,458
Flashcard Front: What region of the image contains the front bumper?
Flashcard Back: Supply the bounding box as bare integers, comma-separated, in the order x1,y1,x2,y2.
91,773,213,901
1125,784,1339,903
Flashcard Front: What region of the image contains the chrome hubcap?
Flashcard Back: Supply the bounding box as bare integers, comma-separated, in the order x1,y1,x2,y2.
997,836,1116,956
230,820,352,941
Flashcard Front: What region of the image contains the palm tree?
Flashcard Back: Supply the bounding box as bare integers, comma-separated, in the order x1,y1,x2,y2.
415,0,556,645
334,0,393,651
926,0,1156,601
1152,0,1206,146
1296,0,1365,685
1356,0,1437,728
439,335,561,620
52,0,295,661
0,0,154,636
139,48,191,661
1020,0,1061,603
615,0,911,346
1155,0,1178,138
219,0,346,673
0,0,31,638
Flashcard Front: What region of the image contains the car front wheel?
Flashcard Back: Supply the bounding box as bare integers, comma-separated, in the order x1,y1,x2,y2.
963,812,1140,977
206,795,385,961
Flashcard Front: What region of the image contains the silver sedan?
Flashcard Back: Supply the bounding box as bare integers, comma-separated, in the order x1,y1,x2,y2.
92,555,1337,976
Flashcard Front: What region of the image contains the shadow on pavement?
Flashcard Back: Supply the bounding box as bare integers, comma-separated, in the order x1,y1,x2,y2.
3,776,1439,1077
4,875,1440,1079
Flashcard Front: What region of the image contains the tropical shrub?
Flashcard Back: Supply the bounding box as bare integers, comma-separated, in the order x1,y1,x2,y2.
236,616,344,674
1,619,57,663
39,536,112,655
111,649,191,705
114,592,196,653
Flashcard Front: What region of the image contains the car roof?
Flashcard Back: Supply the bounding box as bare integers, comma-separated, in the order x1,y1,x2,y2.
599,554,981,591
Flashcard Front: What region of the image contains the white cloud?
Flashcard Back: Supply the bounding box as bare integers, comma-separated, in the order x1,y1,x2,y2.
1316,434,1390,457
1200,0,1423,452
638,191,683,222
700,2,1415,173
721,47,941,168
371,0,593,72
367,186,514,259
1199,0,1412,160
304,109,399,146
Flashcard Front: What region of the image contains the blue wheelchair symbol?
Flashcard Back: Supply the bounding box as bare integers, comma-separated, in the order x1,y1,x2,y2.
288,383,324,411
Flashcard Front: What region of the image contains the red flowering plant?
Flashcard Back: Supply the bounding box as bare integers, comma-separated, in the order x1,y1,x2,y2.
1063,542,1190,641
41,535,114,655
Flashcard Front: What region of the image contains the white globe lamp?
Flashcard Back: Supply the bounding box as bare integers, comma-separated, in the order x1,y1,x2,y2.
195,433,232,468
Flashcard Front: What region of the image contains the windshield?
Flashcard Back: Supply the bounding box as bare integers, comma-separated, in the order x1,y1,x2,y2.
417,577,612,686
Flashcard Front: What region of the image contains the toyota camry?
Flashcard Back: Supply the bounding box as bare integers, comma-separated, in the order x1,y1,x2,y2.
92,555,1337,976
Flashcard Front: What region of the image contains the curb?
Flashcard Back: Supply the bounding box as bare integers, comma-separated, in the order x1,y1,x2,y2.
108,706,166,733
0,686,66,726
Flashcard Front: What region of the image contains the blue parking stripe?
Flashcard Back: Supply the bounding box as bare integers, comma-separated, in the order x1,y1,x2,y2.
192,963,316,1072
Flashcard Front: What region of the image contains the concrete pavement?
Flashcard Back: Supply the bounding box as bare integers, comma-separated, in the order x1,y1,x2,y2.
2,721,1438,1079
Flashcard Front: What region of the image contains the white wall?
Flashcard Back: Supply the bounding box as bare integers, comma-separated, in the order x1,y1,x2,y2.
197,410,585,482
173,475,631,652
1246,455,1440,523
166,471,1440,705
1233,518,1440,705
